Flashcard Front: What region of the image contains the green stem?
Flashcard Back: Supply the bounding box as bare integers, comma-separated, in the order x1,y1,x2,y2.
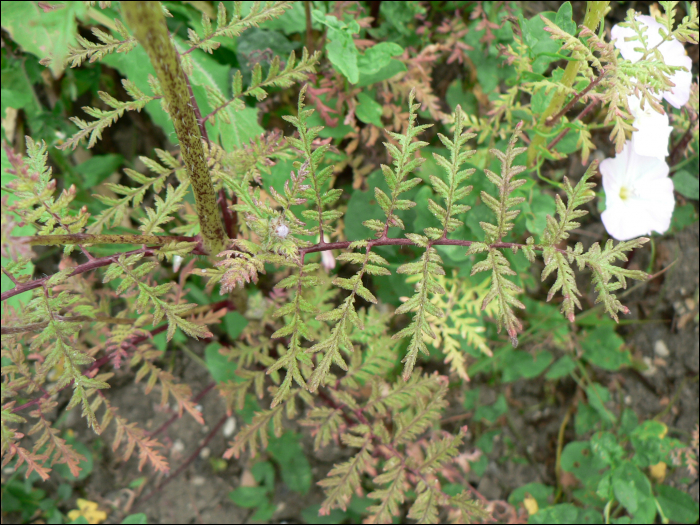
526,1,609,167
121,2,226,256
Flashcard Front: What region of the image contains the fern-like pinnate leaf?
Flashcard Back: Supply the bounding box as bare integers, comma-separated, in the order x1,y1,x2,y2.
186,1,292,54
233,49,319,100
478,121,527,243
407,429,467,524
58,79,156,151
103,254,211,341
89,149,184,234
65,20,136,67
317,431,373,513
539,161,597,321
391,378,448,445
224,391,298,458
3,138,89,254
271,91,385,395
306,248,389,392
138,183,188,235
266,263,320,406
427,274,495,380
216,241,266,292
282,85,341,237
468,122,528,346
367,89,431,237
427,106,476,239
394,241,446,381
206,49,318,125
393,105,479,380
576,238,649,322
21,284,110,433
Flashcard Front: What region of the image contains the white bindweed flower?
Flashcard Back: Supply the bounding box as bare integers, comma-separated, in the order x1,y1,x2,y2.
611,15,693,108
600,140,675,241
626,94,673,159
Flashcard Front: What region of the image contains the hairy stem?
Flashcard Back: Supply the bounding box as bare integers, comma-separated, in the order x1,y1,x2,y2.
1,315,135,335
3,234,568,304
525,1,609,166
1,244,207,303
300,236,570,256
122,2,226,256
546,99,599,152
544,73,603,127
18,233,196,246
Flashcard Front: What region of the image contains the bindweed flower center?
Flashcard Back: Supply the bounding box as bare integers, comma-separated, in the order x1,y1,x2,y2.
618,185,639,201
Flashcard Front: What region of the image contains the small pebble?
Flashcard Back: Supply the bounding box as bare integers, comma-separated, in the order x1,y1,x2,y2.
199,447,211,460
192,476,206,486
654,340,670,358
223,417,236,438
172,439,185,454
641,356,657,377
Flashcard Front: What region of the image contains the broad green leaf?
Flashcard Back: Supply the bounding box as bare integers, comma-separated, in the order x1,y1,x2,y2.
545,355,576,379
673,170,699,200
258,1,309,34
74,154,124,191
475,429,501,454
0,1,87,76
528,503,580,524
121,513,148,524
655,484,700,524
228,486,269,508
224,311,249,342
520,11,559,74
560,441,608,488
357,42,404,75
267,432,312,495
580,326,631,371
473,394,507,423
530,70,565,115
586,383,616,425
590,431,625,466
355,93,384,127
312,11,360,83
326,27,359,83
554,2,577,36
301,505,348,524
251,461,276,493
671,203,698,231
502,350,553,382
611,462,652,519
358,59,407,87
508,482,553,509
204,343,239,383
